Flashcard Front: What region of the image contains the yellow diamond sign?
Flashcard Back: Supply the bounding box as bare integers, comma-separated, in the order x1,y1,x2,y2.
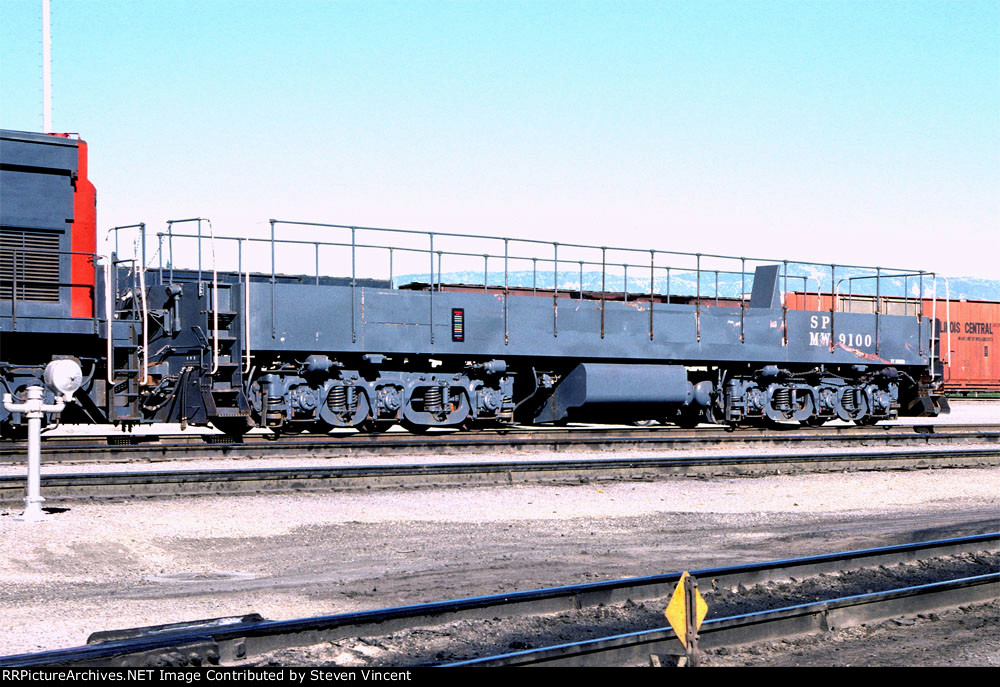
664,571,708,647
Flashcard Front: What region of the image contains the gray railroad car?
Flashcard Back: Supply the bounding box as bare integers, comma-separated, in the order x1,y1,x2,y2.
1,129,950,437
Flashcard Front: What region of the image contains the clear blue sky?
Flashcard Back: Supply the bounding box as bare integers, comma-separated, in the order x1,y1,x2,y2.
1,0,997,279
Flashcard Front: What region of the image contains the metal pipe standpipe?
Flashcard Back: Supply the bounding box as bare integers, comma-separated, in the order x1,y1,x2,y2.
1,360,81,522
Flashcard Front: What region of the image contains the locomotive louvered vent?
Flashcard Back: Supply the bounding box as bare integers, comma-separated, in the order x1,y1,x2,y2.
0,228,61,303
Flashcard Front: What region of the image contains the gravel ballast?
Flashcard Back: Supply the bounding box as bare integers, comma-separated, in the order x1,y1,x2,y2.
0,463,997,660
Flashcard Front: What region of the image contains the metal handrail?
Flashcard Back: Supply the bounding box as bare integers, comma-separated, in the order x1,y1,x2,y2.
156,231,825,303
154,229,918,300
152,224,925,353
270,218,931,276
106,218,944,361
242,238,251,375
162,219,219,374
107,256,143,386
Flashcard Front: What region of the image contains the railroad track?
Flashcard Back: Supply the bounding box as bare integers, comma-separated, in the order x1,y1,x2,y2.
1,446,998,505
2,534,995,668
456,573,998,667
3,423,1000,465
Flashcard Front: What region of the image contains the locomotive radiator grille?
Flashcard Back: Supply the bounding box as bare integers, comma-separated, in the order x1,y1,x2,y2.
0,228,61,303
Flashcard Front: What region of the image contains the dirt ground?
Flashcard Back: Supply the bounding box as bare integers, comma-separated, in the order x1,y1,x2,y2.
0,464,997,665
702,600,999,667
245,554,999,667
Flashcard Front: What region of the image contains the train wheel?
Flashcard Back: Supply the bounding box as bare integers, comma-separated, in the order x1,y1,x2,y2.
306,421,333,435
763,417,799,430
674,411,700,429
854,416,881,426
400,419,430,434
359,419,395,433
800,417,828,427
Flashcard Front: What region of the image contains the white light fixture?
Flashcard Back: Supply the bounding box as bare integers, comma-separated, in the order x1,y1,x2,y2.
44,359,83,402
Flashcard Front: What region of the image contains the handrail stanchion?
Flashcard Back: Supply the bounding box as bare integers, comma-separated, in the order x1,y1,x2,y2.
782,260,788,346
740,258,746,344
168,221,175,285
388,247,394,289
269,219,276,339
315,242,320,286
158,234,164,285
830,265,836,353
600,247,606,339
139,222,147,272
918,271,924,357
579,261,584,299
197,219,202,284
931,275,937,382
351,226,357,344
624,263,629,303
483,255,488,294
944,276,952,367
875,266,881,355
503,239,509,345
649,250,655,341
243,238,251,375
696,254,701,343
428,233,434,345
553,242,559,338
138,255,149,384
106,254,114,384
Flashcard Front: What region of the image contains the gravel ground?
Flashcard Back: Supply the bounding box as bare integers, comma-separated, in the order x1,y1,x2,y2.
0,463,997,662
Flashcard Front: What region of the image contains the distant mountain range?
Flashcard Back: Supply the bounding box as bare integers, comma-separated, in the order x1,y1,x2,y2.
397,267,1000,301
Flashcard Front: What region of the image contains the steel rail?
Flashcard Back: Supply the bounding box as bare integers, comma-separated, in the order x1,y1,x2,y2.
1,533,995,668
449,573,1000,667
0,447,998,505
3,425,999,465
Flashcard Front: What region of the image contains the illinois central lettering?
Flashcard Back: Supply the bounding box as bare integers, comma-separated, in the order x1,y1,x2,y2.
965,321,995,335
949,321,996,335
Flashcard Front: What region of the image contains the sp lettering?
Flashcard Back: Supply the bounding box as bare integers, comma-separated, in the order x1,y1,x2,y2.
808,314,872,348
